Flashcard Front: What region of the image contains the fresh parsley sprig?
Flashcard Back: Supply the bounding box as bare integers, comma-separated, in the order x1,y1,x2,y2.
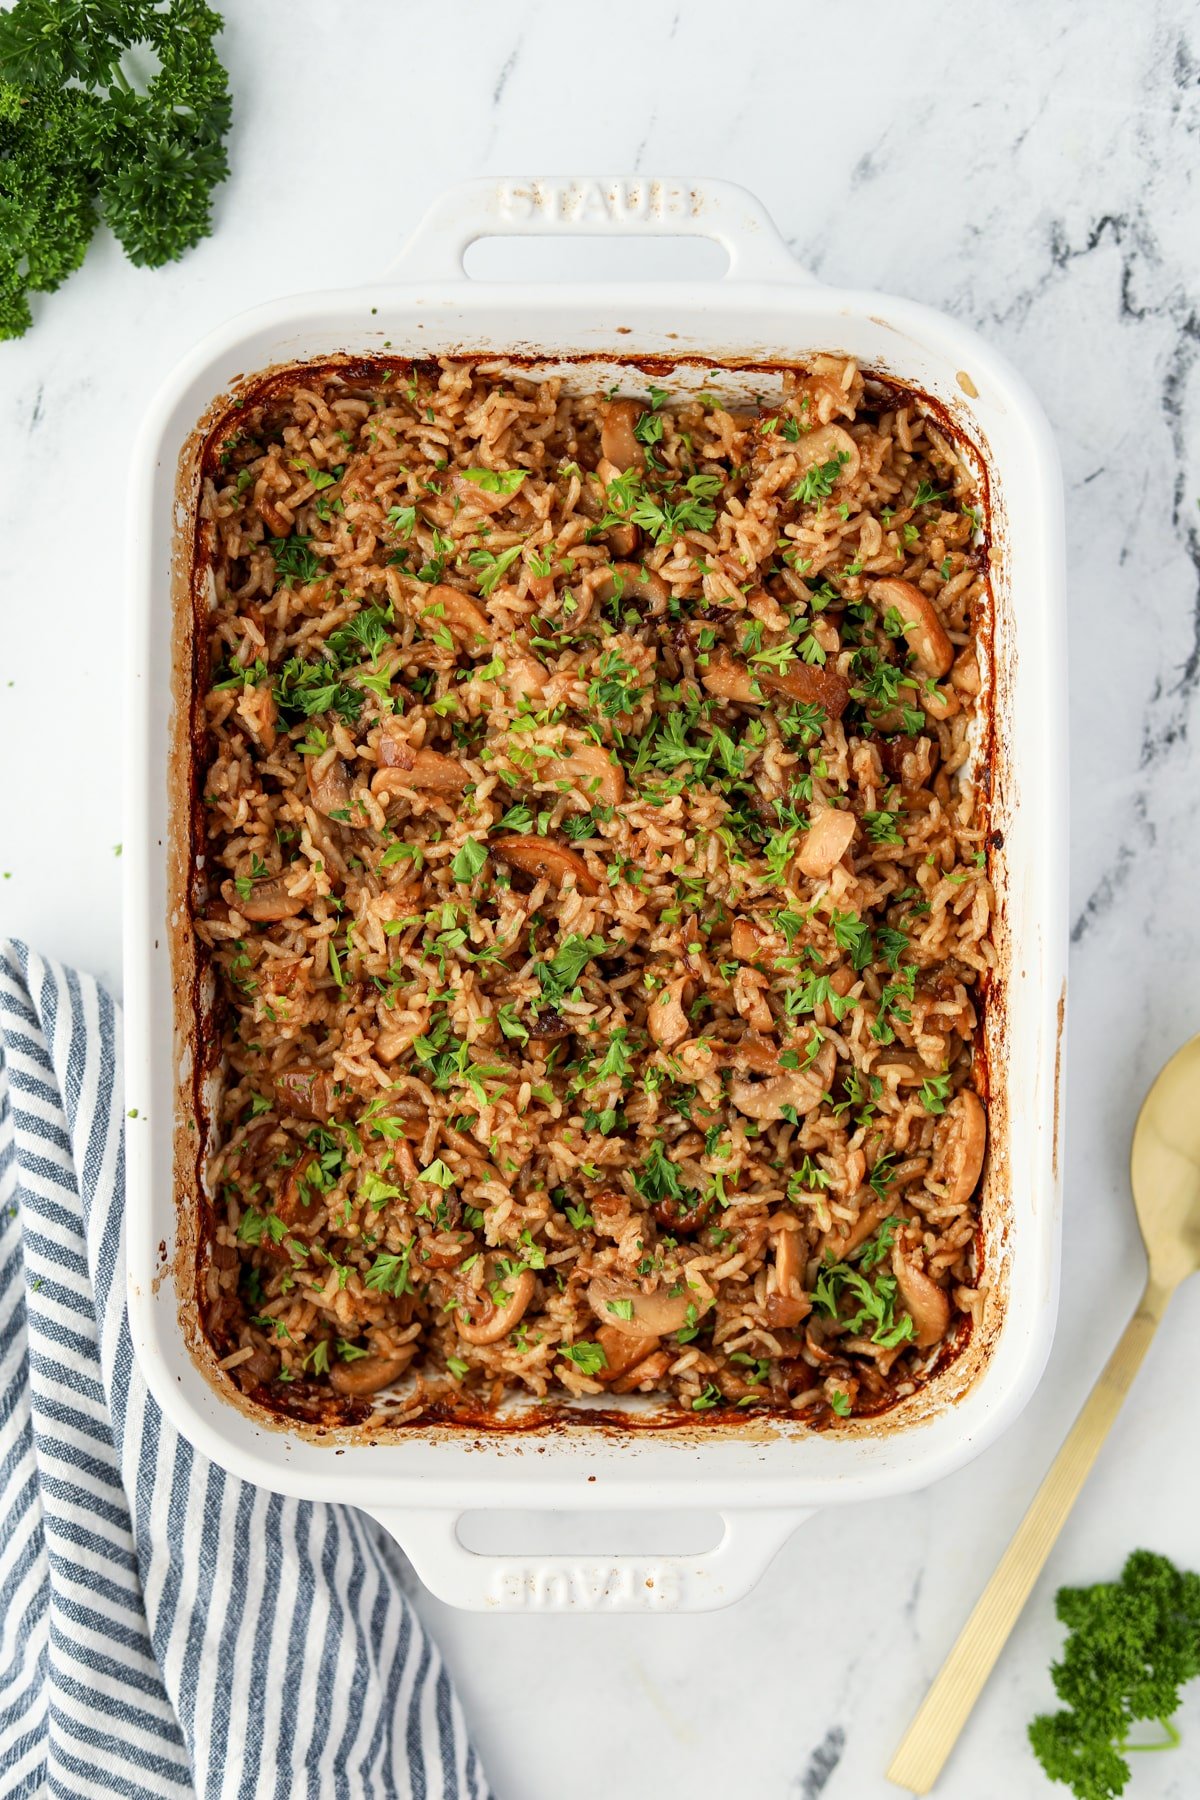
0,0,233,339
1029,1551,1200,1800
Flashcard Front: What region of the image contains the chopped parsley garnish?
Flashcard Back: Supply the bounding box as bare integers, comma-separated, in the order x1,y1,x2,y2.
463,467,526,495
364,1246,414,1297
469,543,523,596
450,837,488,884
790,452,850,506
268,535,321,587
535,934,606,1007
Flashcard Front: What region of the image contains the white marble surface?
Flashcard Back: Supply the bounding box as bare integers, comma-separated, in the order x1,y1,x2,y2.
3,2,1199,1796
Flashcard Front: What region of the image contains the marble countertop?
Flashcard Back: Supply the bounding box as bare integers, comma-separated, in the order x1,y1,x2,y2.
2,2,1198,1795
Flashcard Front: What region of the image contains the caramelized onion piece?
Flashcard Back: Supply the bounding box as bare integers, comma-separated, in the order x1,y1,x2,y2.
493,835,599,895
763,661,850,717
272,1067,335,1122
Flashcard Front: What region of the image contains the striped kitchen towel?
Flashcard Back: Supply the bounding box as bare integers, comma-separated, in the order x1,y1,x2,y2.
0,943,495,1800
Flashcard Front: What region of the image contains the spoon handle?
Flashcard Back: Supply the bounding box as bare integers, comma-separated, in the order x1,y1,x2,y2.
887,1277,1172,1794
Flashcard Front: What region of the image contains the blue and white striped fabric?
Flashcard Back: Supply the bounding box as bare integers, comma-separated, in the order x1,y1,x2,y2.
0,943,495,1800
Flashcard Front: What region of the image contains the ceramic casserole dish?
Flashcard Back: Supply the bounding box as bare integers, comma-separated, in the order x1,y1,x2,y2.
125,177,1067,1612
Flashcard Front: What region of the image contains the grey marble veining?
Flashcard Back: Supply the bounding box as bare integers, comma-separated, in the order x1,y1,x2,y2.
2,3,1198,1796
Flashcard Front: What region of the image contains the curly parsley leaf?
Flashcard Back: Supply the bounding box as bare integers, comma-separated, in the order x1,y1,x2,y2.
1029,1551,1200,1800
0,0,233,339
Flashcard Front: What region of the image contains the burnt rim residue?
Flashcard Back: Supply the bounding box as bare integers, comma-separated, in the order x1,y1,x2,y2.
179,351,999,1440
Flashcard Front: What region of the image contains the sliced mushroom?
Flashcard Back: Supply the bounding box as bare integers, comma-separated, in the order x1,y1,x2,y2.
795,807,857,878
456,1268,537,1346
222,876,306,923
600,398,646,471
307,754,354,818
933,1089,987,1206
329,1343,418,1397
891,1235,951,1348
404,748,470,793
821,1197,889,1263
765,1227,812,1328
377,726,415,769
701,652,849,720
921,682,960,722
542,743,625,807
776,1227,802,1292
648,976,692,1050
609,1349,673,1394
592,562,668,615
451,469,524,515
732,966,774,1034
272,1066,335,1122
586,1275,695,1338
593,458,640,556
869,579,954,678
726,1033,784,1075
421,583,493,646
791,422,860,486
729,1038,836,1122
504,654,548,706
493,835,599,895
594,1325,661,1381
371,749,469,797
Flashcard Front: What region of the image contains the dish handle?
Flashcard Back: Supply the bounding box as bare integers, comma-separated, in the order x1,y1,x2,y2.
383,176,814,286
364,1505,813,1613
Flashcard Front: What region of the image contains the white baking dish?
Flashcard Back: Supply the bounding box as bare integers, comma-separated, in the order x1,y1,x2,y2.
124,178,1067,1612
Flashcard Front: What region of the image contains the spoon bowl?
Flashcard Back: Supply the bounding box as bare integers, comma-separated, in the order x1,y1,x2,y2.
1130,1030,1200,1293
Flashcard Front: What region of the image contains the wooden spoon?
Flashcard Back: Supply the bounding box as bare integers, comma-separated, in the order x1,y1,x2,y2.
887,1031,1200,1792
